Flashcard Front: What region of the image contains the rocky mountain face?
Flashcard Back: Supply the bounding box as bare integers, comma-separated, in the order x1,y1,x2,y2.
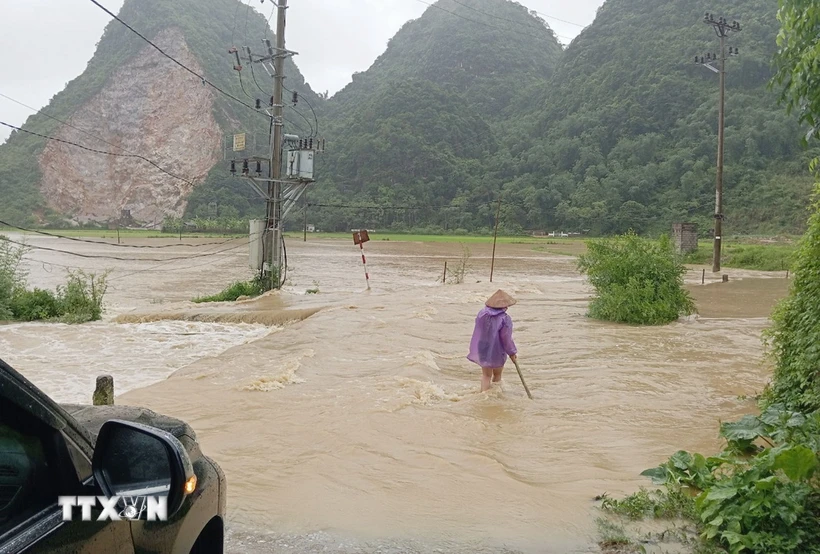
39,28,222,224
0,0,316,227
1,0,817,234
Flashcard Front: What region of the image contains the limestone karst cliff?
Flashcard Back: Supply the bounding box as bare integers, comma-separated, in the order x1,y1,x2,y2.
39,28,221,224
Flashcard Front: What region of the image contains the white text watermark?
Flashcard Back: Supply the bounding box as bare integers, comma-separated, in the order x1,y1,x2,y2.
57,496,168,521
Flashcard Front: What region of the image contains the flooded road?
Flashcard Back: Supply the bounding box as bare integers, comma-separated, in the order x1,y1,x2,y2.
0,234,790,552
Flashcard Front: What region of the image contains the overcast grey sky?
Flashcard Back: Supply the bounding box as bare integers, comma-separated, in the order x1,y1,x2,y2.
0,0,604,143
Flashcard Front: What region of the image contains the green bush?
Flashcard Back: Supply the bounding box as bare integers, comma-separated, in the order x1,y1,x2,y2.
192,278,264,303
0,236,28,320
764,183,820,412
10,288,61,321
577,232,696,325
56,270,109,323
638,405,820,554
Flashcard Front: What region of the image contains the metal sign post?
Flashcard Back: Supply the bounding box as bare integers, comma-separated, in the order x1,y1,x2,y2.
353,230,371,290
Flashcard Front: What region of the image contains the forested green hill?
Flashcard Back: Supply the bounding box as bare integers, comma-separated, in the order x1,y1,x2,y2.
510,0,820,235
307,0,819,235
0,0,816,236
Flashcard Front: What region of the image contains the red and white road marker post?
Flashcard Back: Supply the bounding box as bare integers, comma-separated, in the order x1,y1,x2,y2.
353,230,371,290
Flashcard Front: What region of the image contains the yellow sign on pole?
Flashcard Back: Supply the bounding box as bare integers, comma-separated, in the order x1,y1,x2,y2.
233,133,246,152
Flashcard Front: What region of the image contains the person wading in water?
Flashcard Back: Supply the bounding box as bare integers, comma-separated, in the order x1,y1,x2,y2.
467,290,518,392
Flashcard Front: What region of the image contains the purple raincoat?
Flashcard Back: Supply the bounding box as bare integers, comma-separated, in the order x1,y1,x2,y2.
467,307,517,369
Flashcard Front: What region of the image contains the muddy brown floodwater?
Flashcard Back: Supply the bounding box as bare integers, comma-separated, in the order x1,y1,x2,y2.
0,235,791,553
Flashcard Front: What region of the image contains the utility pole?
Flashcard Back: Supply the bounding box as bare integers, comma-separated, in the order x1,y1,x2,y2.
698,13,740,273
228,1,318,289
489,196,502,283
265,0,288,290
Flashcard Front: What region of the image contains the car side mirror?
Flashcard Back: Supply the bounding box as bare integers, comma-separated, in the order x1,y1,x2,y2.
91,420,196,520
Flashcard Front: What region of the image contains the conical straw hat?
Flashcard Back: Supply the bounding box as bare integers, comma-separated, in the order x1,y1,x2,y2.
485,289,517,309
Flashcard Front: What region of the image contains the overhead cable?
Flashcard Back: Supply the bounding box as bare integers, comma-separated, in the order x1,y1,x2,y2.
87,0,265,118
0,235,247,262
0,121,195,187
0,219,237,249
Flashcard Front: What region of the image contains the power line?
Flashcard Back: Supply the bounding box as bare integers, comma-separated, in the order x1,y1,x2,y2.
108,237,255,281
531,9,586,28
309,202,457,210
264,1,276,40
244,63,315,136
87,0,264,118
0,121,195,187
285,85,320,138
0,91,198,186
243,0,253,39
0,235,248,262
230,0,243,46
0,219,237,249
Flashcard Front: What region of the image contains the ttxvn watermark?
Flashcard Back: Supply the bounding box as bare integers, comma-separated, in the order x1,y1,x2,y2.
58,496,168,521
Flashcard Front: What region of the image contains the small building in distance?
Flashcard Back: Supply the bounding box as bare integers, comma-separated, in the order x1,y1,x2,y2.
672,223,698,254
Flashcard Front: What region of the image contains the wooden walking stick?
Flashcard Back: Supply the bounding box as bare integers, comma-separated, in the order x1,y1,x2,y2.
512,358,533,400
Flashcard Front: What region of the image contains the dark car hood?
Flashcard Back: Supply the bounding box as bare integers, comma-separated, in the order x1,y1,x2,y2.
61,404,200,456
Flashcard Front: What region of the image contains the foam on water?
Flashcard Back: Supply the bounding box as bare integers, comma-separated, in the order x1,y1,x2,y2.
242,349,314,392
0,321,272,403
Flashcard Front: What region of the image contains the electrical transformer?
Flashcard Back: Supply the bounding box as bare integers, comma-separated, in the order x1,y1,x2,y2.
286,149,315,181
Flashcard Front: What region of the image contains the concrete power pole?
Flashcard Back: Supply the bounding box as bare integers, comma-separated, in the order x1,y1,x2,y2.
265,0,288,290
698,13,740,273
230,0,317,290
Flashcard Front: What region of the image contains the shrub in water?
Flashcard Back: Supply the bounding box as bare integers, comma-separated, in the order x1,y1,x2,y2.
10,288,61,321
0,236,28,320
56,270,109,323
192,278,265,303
577,232,695,325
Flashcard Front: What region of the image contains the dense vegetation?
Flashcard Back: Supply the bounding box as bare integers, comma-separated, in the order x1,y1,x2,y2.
683,240,796,272
595,3,820,552
577,232,695,325
763,0,820,414
308,0,820,235
0,237,108,323
2,0,820,237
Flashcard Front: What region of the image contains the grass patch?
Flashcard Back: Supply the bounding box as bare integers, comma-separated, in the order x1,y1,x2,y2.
284,231,587,245
683,241,796,271
596,518,642,553
192,279,264,303
601,486,697,521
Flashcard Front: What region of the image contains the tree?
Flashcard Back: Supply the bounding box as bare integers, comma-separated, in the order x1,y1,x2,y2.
773,0,820,143
765,0,820,411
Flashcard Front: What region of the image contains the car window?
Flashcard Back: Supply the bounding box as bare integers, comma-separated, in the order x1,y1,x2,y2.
63,434,93,484
0,420,57,535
